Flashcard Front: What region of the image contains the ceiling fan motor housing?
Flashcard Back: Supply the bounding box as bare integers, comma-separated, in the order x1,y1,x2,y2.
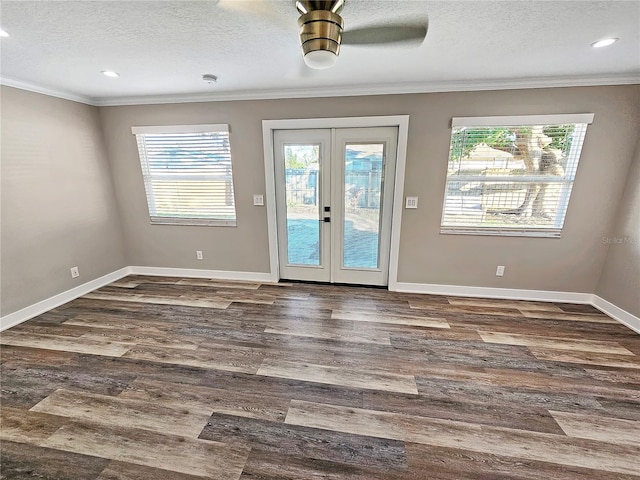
298,10,344,57
296,0,344,69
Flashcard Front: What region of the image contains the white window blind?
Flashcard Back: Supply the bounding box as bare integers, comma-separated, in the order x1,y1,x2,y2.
132,124,237,226
441,114,593,238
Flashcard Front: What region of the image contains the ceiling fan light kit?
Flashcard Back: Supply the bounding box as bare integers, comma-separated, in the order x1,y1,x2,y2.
297,1,345,69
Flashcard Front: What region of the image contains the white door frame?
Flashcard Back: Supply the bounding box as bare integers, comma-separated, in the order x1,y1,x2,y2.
262,115,410,290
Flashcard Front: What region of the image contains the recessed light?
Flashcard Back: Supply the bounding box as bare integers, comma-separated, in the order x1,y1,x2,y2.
101,70,120,78
0,29,9,38
592,38,618,48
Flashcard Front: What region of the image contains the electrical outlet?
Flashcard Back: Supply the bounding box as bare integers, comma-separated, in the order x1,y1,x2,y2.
496,265,505,277
70,266,80,278
253,194,264,206
405,196,418,209
196,250,203,260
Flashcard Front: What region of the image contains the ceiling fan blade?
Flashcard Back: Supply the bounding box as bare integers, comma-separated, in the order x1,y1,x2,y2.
342,24,427,47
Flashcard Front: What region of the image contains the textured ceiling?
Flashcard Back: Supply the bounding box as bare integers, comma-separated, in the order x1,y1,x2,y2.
0,0,638,104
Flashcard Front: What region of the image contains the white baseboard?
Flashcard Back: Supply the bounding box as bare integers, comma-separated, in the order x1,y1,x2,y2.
3,270,637,336
592,295,640,334
128,266,276,283
0,267,131,332
393,282,638,334
393,282,593,304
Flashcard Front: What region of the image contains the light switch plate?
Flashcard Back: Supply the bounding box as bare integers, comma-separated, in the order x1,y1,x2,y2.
253,194,264,206
405,196,418,209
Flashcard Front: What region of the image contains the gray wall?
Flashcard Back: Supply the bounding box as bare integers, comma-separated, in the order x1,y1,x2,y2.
2,84,638,318
1,86,126,315
100,85,640,294
597,136,640,317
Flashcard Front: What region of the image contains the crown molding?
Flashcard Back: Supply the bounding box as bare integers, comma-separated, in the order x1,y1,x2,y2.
2,73,638,107
83,73,640,106
0,76,96,105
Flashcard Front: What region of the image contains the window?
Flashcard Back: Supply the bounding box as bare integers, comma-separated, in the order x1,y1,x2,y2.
132,124,237,226
440,114,593,237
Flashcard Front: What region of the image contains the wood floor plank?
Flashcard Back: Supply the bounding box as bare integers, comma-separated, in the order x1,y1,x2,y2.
285,400,640,476
0,331,130,357
409,302,525,317
447,297,564,312
175,279,262,289
120,275,182,285
64,314,173,333
189,289,276,305
97,461,207,480
78,328,202,351
550,410,640,445
264,325,392,345
83,291,232,309
412,363,640,402
40,422,250,479
257,358,419,394
8,322,89,337
445,314,634,341
520,310,618,324
402,442,640,480
331,309,450,328
0,440,110,480
123,343,265,374
199,413,408,472
360,388,566,434
30,388,211,438
238,448,406,480
529,348,640,369
0,406,68,445
118,378,289,422
479,331,635,355
594,398,640,421
1,364,135,410
388,334,562,373
109,279,142,289
586,368,640,385
414,376,604,414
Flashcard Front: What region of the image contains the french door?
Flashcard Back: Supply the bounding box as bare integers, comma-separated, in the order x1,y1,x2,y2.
274,127,398,286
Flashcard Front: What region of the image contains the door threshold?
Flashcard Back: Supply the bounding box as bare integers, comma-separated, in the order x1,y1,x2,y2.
279,279,388,290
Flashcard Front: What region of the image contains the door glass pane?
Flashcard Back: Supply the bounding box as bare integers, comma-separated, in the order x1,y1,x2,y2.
343,143,384,269
284,144,321,266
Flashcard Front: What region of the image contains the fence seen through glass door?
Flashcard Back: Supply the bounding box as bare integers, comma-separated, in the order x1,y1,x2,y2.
283,144,321,266
342,143,384,269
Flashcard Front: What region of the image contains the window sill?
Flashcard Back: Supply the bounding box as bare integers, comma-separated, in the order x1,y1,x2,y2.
439,228,561,238
150,217,237,227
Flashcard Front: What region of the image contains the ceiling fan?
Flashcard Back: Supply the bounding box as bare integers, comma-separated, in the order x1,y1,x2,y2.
295,0,428,69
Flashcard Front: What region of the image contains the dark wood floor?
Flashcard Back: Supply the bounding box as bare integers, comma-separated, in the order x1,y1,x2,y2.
1,275,639,479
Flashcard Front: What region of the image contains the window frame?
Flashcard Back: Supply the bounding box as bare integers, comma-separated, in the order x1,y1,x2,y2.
440,113,594,238
131,124,238,227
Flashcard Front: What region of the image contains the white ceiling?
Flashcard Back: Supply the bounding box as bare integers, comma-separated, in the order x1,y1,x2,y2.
1,0,638,105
